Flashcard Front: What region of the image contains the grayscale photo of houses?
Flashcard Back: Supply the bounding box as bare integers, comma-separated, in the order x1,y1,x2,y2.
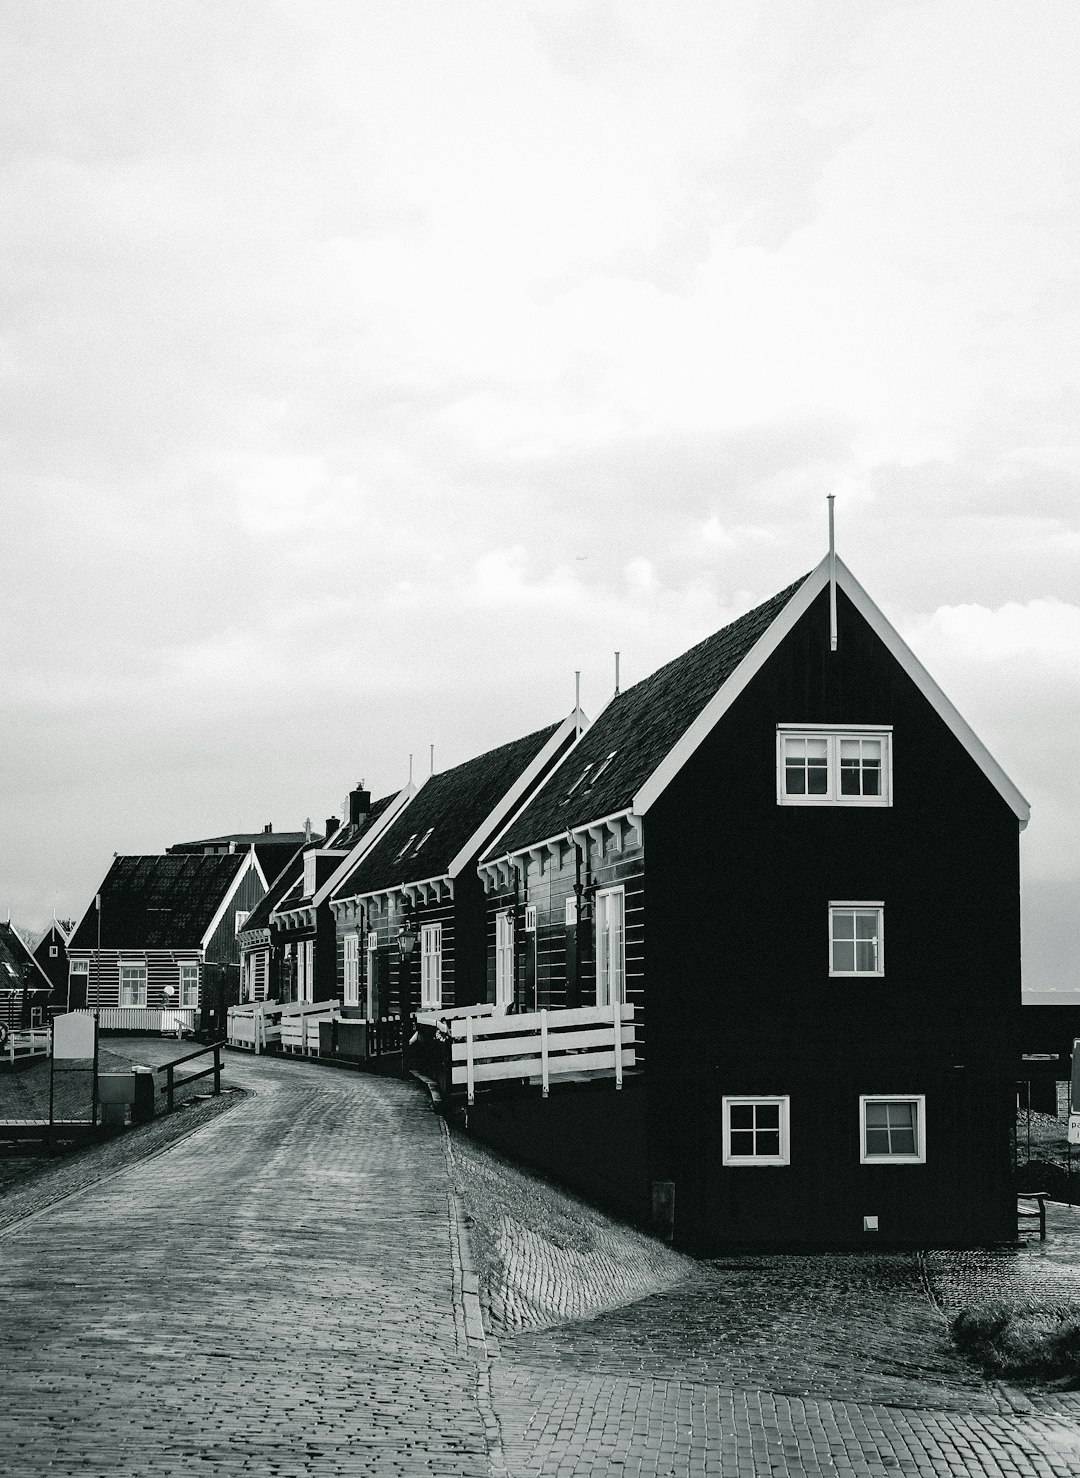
3,5,1080,1476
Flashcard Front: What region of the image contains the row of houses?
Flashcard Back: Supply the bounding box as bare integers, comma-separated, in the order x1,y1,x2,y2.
60,548,1036,1253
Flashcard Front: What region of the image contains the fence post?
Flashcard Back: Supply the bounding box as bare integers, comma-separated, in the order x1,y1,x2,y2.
540,1009,550,1098
166,1064,175,1112
613,999,623,1090
214,1044,221,1096
466,1015,475,1106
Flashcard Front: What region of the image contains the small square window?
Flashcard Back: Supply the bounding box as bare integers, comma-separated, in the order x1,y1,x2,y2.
722,1097,790,1166
860,1096,925,1164
829,904,884,976
49,945,58,958
565,896,578,926
524,905,537,932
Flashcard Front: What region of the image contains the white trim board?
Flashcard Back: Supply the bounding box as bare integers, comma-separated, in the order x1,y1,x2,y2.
199,849,260,952
633,554,1029,828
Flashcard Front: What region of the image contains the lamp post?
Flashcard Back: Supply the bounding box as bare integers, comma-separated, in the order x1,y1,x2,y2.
397,912,418,1070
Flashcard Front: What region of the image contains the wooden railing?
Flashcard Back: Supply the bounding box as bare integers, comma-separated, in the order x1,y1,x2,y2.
435,1002,636,1105
74,1007,196,1035
1,1027,50,1067
157,1040,224,1111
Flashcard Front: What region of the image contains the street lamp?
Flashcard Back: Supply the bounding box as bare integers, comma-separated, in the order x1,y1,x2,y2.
396,912,418,1069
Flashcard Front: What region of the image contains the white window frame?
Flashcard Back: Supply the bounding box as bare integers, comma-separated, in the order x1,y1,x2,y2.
49,945,58,958
241,953,254,1003
722,1096,791,1166
524,905,537,932
421,923,442,1009
777,725,892,807
860,1094,926,1165
343,934,360,1007
70,959,89,979
297,940,314,1003
495,910,514,1006
179,962,199,1009
119,961,147,1008
565,896,578,926
829,902,884,977
365,931,378,1019
235,910,249,936
595,885,625,1007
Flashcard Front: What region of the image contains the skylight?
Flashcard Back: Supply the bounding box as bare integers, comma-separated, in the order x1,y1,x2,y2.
413,827,435,854
395,834,417,861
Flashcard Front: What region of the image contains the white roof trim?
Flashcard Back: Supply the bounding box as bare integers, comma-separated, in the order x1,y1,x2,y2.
633,554,1029,827
7,923,54,990
319,785,417,906
250,849,269,891
199,849,259,952
447,710,585,879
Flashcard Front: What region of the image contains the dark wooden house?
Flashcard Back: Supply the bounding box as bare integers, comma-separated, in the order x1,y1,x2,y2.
32,919,75,1011
0,921,53,1032
67,849,268,1032
266,786,407,1005
329,715,583,1032
472,553,1029,1252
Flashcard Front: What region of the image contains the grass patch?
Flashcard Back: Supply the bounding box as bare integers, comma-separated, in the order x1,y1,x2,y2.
952,1298,1080,1387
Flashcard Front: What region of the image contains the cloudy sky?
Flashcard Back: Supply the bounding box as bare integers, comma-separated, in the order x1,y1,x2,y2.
2,2,1078,987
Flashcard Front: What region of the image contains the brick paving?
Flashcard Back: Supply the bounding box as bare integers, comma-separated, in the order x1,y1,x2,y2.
3,1047,1080,1476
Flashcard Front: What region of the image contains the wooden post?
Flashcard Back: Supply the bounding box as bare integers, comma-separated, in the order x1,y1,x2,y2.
466,1015,475,1106
613,998,623,1090
166,1064,175,1112
213,1044,221,1096
540,1009,549,1098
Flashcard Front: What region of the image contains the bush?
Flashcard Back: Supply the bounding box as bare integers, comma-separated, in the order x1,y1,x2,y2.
952,1299,1080,1387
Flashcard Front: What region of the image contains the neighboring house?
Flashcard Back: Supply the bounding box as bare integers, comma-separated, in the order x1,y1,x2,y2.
329,715,584,1028
67,850,268,1030
473,552,1029,1252
167,826,315,894
241,784,405,1006
0,921,53,1031
33,919,74,1011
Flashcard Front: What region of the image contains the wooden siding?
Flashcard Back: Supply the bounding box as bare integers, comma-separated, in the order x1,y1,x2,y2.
205,861,265,965
71,950,204,1011
335,891,459,1015
646,582,1021,1251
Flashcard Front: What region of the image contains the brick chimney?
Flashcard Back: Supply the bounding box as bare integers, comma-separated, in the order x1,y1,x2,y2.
348,782,371,827
325,817,340,839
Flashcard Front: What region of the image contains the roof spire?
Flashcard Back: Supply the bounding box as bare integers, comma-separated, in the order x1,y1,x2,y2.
827,493,838,653
614,651,620,696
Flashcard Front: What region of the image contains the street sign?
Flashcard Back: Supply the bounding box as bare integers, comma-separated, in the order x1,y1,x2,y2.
1070,1114,1080,1146
53,1012,96,1059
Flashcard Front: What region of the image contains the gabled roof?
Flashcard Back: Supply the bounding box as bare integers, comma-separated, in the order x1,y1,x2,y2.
0,922,52,993
488,577,808,859
166,831,315,888
238,847,307,936
272,793,399,913
486,554,1030,862
68,853,252,951
332,720,571,901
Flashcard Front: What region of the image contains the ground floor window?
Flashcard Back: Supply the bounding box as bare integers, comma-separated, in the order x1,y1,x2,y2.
722,1096,790,1166
595,886,625,1006
179,963,199,1009
344,934,360,1006
119,963,147,1008
495,911,514,1006
365,932,378,1018
421,923,442,1008
297,940,314,1003
860,1095,925,1163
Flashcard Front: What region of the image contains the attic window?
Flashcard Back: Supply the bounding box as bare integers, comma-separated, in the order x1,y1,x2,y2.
3,963,17,979
413,828,435,854
589,751,618,786
395,835,417,861
564,764,593,800
777,727,892,807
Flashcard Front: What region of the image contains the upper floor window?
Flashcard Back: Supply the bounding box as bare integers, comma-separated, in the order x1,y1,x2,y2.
595,886,625,1007
830,903,884,977
421,923,442,1008
777,726,891,806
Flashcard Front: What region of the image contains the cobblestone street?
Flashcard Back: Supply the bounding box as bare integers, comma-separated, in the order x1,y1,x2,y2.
2,1047,1079,1476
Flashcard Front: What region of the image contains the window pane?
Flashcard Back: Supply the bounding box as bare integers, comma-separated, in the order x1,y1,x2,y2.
833,911,855,940
865,1128,891,1155
862,758,881,795
755,1104,780,1130
889,1126,916,1154
855,912,877,940
785,760,807,794
807,754,829,794
864,1102,889,1128
729,1130,755,1156
756,1130,781,1156
730,1104,754,1130
887,1101,915,1130
832,940,854,972
855,938,878,972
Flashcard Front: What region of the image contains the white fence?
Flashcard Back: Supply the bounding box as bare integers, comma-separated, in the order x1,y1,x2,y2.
2,1027,50,1066
228,1000,339,1054
73,1008,196,1035
435,1002,636,1105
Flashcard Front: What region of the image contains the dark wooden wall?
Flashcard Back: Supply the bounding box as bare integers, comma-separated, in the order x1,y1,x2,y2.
206,863,266,966
645,583,1022,1251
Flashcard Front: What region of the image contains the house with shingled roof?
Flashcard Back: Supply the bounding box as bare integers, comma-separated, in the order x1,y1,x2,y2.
470,552,1029,1253
0,921,53,1033
265,784,407,1006
67,848,269,1033
328,713,584,1042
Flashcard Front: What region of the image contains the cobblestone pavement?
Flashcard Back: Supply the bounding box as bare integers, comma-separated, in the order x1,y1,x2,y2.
4,1047,1080,1476
0,1045,489,1477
